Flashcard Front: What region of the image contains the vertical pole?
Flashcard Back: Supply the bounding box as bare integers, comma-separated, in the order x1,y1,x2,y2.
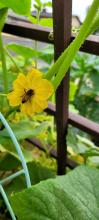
52,0,72,175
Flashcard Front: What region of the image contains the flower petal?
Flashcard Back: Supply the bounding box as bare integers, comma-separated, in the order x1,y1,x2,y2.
13,73,29,91
21,102,35,116
31,97,48,113
7,92,21,106
27,69,42,88
35,79,54,100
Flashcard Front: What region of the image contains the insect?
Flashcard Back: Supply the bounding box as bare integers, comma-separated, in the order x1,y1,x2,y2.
22,89,34,104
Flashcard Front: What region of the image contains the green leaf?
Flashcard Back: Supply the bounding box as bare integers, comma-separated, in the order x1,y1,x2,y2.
28,15,38,24
40,18,53,27
0,136,15,153
43,2,52,8
34,0,42,7
77,135,98,149
0,120,47,161
0,8,8,32
11,165,99,220
27,161,55,185
0,136,33,162
0,120,47,140
0,0,31,16
38,45,54,64
0,153,20,171
7,43,54,64
81,149,99,158
6,161,55,196
69,81,77,101
69,104,79,114
7,44,37,59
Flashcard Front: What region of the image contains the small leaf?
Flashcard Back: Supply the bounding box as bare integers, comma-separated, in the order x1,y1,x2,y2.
34,0,42,7
69,81,77,101
43,2,52,8
28,15,38,24
40,18,53,27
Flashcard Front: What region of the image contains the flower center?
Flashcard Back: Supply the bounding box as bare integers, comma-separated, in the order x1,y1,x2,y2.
22,89,35,104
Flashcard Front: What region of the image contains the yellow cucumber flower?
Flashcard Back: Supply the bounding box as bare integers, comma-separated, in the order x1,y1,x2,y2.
7,69,54,116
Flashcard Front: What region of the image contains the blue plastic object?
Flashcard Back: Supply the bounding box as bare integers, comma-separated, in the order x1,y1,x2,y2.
0,112,31,220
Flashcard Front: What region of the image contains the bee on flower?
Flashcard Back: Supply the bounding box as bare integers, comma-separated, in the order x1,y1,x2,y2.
7,69,54,116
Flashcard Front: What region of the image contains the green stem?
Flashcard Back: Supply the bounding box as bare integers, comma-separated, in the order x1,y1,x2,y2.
86,11,99,37
46,0,99,86
0,8,8,32
0,93,7,97
4,47,22,73
45,47,69,80
34,40,38,68
53,0,99,90
0,33,8,93
34,10,40,68
75,74,85,98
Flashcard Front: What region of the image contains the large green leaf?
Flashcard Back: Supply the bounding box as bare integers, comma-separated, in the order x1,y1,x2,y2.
6,161,55,196
7,44,37,59
0,136,15,153
0,120,47,140
0,153,20,170
7,43,54,64
27,161,55,185
0,120,47,161
0,0,31,16
0,136,34,163
11,165,99,220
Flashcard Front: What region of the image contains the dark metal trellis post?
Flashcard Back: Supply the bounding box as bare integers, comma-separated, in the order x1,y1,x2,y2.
52,0,72,175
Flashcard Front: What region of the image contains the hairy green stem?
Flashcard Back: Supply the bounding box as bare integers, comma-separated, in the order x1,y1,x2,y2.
0,33,8,93
46,0,99,87
53,0,99,90
87,11,99,37
0,8,8,32
45,47,69,80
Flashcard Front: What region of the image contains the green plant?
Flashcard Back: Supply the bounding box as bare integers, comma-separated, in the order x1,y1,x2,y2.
29,0,53,27
71,53,99,122
0,0,99,219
